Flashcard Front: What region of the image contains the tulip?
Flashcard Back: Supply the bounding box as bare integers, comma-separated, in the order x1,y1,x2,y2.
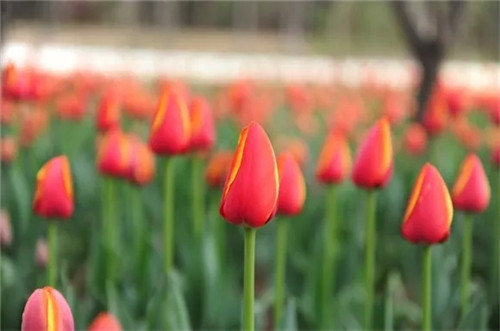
127,136,155,186
316,131,351,184
2,63,33,101
0,210,12,248
96,91,120,132
403,123,427,156
33,155,73,286
21,286,74,331
451,154,490,315
205,151,233,188
219,121,278,331
56,92,87,121
88,312,122,331
402,163,453,331
492,142,500,168
423,88,448,135
274,152,305,327
1,137,17,163
97,128,132,179
351,118,392,330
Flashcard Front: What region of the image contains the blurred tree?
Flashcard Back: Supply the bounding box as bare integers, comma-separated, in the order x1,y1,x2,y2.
392,1,467,122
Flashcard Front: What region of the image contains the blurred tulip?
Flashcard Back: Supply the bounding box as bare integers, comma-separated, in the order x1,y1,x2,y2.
19,106,48,148
452,154,490,213
149,88,191,155
403,123,427,156
383,93,407,125
220,121,279,228
88,312,122,331
205,150,233,188
96,91,120,132
189,96,215,152
127,136,155,186
492,142,500,168
277,152,306,216
446,88,469,118
57,92,87,121
316,132,351,184
33,155,74,219
0,210,12,248
21,286,74,331
97,128,132,179
2,63,33,101
286,84,313,114
228,79,253,113
35,238,49,268
1,137,17,163
1,99,14,124
402,163,453,244
352,118,393,189
277,137,309,168
423,88,448,135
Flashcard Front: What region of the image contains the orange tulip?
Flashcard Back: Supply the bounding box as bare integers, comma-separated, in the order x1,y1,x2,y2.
189,96,215,152
220,121,279,227
96,91,120,132
1,137,17,163
452,154,490,213
205,150,233,188
316,131,351,184
21,286,74,331
403,123,427,156
149,88,191,155
33,156,74,219
2,63,33,101
277,152,306,216
402,163,453,244
88,312,122,331
127,136,155,186
97,128,132,179
423,88,448,135
352,118,393,189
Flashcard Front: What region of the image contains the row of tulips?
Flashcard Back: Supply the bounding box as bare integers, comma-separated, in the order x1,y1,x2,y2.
1,62,499,330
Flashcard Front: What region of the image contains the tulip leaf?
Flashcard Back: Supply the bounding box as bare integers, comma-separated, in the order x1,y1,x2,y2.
457,283,488,330
165,271,192,331
9,165,30,233
282,298,298,331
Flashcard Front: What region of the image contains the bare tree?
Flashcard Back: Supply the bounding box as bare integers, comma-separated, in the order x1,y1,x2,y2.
392,1,467,121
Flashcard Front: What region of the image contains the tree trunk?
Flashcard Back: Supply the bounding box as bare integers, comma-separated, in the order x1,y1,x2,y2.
416,42,444,121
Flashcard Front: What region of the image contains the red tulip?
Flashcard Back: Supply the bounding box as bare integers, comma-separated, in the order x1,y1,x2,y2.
1,137,17,163
403,123,427,156
33,156,74,219
97,128,132,179
205,150,233,188
2,63,33,101
277,152,306,216
57,92,87,121
316,132,351,184
0,210,12,248
189,96,215,152
96,91,120,132
352,118,393,189
88,312,122,331
220,121,279,227
149,88,191,155
127,136,155,186
452,154,490,213
21,286,74,331
446,88,469,118
423,88,448,135
402,163,453,244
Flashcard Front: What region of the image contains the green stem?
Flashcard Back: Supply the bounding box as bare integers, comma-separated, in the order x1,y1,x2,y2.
192,157,204,239
321,185,337,328
461,213,473,316
422,246,432,331
364,190,376,330
47,221,57,287
212,192,226,263
492,168,500,305
164,157,175,275
132,186,146,298
243,227,256,331
105,177,116,288
274,218,287,328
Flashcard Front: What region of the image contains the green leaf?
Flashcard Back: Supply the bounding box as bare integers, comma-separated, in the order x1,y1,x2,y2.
166,271,191,331
282,298,298,331
457,283,488,330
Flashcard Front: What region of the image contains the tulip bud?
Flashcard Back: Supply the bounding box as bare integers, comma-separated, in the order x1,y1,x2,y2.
0,210,12,248
189,96,215,152
220,121,279,227
452,154,490,213
1,137,17,163
33,156,74,219
352,118,393,189
205,150,233,188
403,123,427,156
149,88,191,155
277,152,306,216
316,131,351,184
127,136,155,186
402,163,453,244
97,128,132,179
88,312,122,331
423,89,448,135
35,238,49,268
96,91,120,132
21,286,74,331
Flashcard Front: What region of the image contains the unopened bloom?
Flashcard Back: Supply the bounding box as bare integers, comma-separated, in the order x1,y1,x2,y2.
277,152,306,216
452,154,490,213
402,163,453,244
96,91,120,132
220,122,279,227
403,123,427,156
97,128,132,179
205,150,233,188
189,96,215,152
127,136,155,185
88,312,122,331
316,131,351,184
